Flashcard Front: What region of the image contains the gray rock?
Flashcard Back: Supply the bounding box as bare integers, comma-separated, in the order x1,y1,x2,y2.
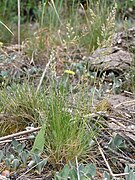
112,27,135,50
87,27,135,75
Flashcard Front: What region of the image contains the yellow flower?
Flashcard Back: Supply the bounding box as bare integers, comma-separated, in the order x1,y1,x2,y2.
64,70,75,75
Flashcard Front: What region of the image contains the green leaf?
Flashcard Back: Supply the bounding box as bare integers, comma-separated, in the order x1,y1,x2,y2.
124,164,135,180
4,158,11,169
37,159,47,174
0,150,4,162
79,163,96,179
54,175,65,180
124,164,134,173
29,153,47,173
55,165,76,180
113,134,126,148
55,164,70,179
16,142,25,154
59,164,70,178
103,171,110,180
108,134,126,150
31,153,41,163
126,172,135,180
20,151,29,165
12,159,20,170
0,70,9,78
81,177,89,180
31,124,46,154
12,138,19,149
6,153,14,161
83,164,96,177
69,168,77,180
79,163,85,172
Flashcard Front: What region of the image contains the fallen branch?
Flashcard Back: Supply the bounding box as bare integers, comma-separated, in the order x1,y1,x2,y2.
0,136,35,145
96,138,135,178
97,142,114,177
115,100,135,108
0,127,40,142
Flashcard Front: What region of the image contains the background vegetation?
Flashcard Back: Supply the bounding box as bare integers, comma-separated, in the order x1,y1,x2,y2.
0,0,134,179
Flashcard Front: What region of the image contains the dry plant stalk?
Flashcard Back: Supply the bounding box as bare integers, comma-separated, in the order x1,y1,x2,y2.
0,127,40,142
18,0,20,52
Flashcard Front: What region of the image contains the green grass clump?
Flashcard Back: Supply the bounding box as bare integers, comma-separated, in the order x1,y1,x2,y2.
0,83,43,130
0,80,97,165
42,90,91,164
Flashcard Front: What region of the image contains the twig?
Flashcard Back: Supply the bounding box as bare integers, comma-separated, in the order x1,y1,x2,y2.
0,21,14,36
36,59,52,94
50,0,62,25
96,138,135,178
16,159,47,180
98,143,114,177
107,146,135,163
94,138,114,177
0,136,35,145
109,116,135,126
113,172,135,177
76,156,80,180
0,127,40,142
124,90,134,96
18,0,21,53
114,100,135,108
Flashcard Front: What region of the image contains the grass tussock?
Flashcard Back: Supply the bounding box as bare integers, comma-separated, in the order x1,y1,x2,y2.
43,91,91,164
0,84,43,129
0,80,97,164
